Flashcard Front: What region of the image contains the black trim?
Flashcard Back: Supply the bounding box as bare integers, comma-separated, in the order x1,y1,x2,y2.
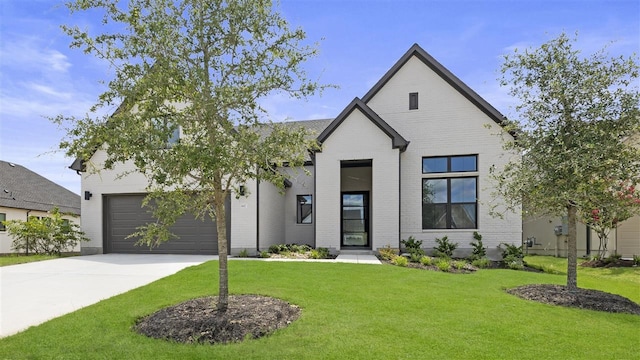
316,98,409,152
361,43,510,134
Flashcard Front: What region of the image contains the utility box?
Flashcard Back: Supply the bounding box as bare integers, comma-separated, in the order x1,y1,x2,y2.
554,224,568,236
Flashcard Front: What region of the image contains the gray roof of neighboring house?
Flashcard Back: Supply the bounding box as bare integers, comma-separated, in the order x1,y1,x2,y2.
0,160,81,215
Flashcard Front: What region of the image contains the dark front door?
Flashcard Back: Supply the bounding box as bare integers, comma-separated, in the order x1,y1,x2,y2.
341,192,370,248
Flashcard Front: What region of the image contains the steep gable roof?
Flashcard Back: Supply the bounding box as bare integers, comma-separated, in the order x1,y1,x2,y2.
317,97,409,151
0,160,80,215
362,43,507,127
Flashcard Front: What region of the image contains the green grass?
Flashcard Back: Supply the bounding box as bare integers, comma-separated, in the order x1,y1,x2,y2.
525,255,640,301
0,254,69,267
1,260,638,359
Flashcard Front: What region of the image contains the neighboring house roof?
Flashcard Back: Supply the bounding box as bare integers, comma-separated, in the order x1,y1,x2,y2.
317,97,409,152
0,160,81,215
362,43,508,127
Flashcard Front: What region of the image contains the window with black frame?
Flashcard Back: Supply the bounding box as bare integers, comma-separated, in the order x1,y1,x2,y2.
422,155,478,229
297,195,312,224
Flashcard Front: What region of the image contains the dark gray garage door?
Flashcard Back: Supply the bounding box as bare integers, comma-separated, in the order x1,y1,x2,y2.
103,194,230,254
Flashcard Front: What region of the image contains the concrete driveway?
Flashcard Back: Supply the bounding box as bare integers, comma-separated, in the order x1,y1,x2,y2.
0,254,215,338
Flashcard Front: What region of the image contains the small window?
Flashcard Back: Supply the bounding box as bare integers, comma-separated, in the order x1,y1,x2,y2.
0,213,6,231
297,195,312,224
409,92,419,110
423,155,477,173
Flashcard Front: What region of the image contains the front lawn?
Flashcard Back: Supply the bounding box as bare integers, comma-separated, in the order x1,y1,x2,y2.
1,260,638,359
0,254,68,267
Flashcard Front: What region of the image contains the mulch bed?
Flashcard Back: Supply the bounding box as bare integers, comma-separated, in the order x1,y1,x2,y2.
507,284,640,316
134,295,301,344
580,258,636,268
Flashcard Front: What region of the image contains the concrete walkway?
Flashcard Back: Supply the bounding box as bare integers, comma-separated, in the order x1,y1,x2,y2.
0,253,380,338
0,254,214,338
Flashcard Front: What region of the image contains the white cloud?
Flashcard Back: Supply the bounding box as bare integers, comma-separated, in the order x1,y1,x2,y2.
1,38,71,74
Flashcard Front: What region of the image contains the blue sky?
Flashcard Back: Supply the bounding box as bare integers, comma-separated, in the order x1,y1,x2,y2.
1,0,638,194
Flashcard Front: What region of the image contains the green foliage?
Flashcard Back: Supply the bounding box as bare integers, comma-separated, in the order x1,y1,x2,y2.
58,0,330,311
392,255,408,267
493,32,640,289
419,256,433,266
401,236,424,257
499,243,524,270
633,255,640,266
309,247,330,259
471,258,490,269
378,245,398,261
259,251,271,258
238,249,249,258
433,236,458,258
3,208,88,256
436,258,451,272
452,260,467,270
469,231,487,261
604,253,622,264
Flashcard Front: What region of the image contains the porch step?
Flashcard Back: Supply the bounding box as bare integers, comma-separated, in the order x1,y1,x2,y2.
338,250,376,255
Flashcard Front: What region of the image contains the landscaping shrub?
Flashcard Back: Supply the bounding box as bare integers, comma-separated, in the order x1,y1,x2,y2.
378,245,398,261
419,255,433,266
310,247,330,259
471,258,490,268
401,236,424,257
433,236,458,258
259,251,271,258
634,255,640,266
4,207,88,256
469,231,487,261
452,260,467,270
238,249,249,258
499,243,524,270
436,258,451,272
392,255,408,267
409,252,422,263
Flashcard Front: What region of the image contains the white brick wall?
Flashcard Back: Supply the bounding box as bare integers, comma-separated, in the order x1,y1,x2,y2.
258,180,285,251
366,56,521,256
315,108,400,252
283,166,314,246
230,178,258,252
81,149,148,254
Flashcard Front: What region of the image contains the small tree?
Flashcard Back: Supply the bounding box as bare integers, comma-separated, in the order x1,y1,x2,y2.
4,208,87,255
493,33,640,290
57,0,328,311
581,179,640,259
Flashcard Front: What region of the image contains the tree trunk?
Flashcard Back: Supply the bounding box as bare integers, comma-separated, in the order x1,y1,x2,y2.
214,194,228,312
566,204,578,291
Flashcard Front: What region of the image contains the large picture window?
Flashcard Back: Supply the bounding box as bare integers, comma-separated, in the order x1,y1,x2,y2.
297,195,312,224
422,155,478,229
0,213,5,231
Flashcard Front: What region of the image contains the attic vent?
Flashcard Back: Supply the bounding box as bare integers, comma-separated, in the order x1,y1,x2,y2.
409,92,418,110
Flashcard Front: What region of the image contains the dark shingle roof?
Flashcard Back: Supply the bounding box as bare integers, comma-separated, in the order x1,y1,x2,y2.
0,160,80,215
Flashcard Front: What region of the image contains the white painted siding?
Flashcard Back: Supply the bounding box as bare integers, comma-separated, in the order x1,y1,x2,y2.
616,215,640,258
0,207,81,253
366,56,521,257
315,108,400,252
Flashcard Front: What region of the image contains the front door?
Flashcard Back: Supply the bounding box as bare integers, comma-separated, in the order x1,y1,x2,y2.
341,192,370,248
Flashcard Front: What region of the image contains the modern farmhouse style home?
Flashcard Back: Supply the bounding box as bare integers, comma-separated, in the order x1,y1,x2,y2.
72,44,521,257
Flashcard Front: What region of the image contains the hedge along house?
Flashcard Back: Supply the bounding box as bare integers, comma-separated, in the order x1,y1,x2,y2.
73,44,521,257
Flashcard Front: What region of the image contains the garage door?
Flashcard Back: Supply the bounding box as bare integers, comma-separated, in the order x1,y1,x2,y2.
104,194,230,254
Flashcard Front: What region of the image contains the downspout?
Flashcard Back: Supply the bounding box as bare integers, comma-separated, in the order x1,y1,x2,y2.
256,177,260,254
586,224,591,257
398,151,402,251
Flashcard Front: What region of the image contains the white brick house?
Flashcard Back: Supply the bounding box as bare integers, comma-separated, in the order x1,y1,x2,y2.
74,44,521,257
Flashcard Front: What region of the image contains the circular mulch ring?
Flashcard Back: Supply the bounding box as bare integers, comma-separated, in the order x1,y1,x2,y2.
507,284,640,316
134,295,301,344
